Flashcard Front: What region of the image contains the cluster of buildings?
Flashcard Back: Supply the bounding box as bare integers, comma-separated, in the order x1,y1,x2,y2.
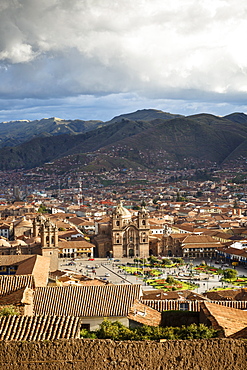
1,185,247,264
0,175,247,341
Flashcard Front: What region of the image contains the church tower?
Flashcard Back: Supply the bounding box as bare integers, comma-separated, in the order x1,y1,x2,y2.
40,218,59,271
137,206,150,257
112,201,132,258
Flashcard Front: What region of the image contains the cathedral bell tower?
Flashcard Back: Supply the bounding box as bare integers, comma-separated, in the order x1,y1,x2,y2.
40,218,58,271
112,201,132,258
137,206,150,257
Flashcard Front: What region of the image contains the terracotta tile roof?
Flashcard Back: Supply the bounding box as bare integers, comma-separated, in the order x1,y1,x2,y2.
128,300,162,327
0,275,34,297
143,297,247,311
230,326,247,339
0,255,50,288
68,217,86,226
217,246,247,258
168,234,187,240
182,234,220,244
202,230,232,240
0,287,27,305
58,240,95,249
182,243,221,249
0,315,81,341
200,301,247,337
33,284,141,317
142,289,208,301
0,255,36,266
204,288,247,301
15,255,49,275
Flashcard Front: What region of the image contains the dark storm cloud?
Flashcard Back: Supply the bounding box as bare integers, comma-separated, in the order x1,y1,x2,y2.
0,0,247,120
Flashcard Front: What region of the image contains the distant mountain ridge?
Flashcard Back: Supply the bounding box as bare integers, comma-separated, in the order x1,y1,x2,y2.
0,110,247,171
0,109,181,149
0,117,104,148
107,109,183,123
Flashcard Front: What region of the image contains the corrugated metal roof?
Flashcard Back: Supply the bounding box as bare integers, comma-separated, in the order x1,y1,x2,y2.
0,315,80,341
34,284,141,317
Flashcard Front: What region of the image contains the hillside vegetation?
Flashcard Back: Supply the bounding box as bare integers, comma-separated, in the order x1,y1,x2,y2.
0,110,247,171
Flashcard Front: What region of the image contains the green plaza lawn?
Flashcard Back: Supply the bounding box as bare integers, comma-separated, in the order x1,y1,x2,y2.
120,265,196,291
121,265,162,277
221,276,247,287
194,266,222,275
145,278,197,291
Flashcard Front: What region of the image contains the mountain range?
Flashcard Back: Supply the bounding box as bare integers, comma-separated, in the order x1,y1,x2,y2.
0,109,247,172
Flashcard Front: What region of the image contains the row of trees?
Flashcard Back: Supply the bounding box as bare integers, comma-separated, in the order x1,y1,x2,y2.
81,319,218,341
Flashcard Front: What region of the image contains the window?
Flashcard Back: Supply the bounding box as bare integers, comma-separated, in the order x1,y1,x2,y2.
180,303,189,311
81,323,90,330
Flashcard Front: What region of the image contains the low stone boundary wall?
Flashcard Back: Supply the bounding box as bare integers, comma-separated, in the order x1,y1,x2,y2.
0,338,246,370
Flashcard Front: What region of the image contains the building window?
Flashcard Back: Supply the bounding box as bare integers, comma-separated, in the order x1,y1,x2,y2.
81,323,90,330
180,303,189,311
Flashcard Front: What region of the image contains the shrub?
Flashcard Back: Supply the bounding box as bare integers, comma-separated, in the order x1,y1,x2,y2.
82,319,218,341
166,276,176,284
0,305,19,316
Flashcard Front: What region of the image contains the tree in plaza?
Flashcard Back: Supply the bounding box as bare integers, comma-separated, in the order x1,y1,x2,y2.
38,204,47,213
148,256,158,267
166,276,178,285
172,257,184,265
162,258,172,265
223,268,238,281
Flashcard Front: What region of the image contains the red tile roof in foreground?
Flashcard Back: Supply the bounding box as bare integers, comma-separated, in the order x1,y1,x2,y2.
0,275,34,297
200,301,247,337
204,288,247,301
0,315,80,341
128,300,162,327
34,284,141,317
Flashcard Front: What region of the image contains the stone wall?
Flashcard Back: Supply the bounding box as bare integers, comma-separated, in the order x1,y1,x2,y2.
0,338,246,370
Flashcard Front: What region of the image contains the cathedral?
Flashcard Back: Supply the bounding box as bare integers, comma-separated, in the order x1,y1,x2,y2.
95,202,150,258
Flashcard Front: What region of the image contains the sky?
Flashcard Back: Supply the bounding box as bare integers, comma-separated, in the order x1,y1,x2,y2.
0,0,247,122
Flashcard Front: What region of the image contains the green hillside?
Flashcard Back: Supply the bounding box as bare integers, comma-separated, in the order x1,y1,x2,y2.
107,109,183,123
224,112,247,125
0,111,247,171
0,117,103,148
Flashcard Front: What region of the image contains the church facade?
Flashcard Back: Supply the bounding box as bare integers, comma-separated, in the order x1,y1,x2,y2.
94,202,150,258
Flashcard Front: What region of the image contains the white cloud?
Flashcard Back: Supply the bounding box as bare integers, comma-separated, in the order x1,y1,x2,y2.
0,0,246,119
